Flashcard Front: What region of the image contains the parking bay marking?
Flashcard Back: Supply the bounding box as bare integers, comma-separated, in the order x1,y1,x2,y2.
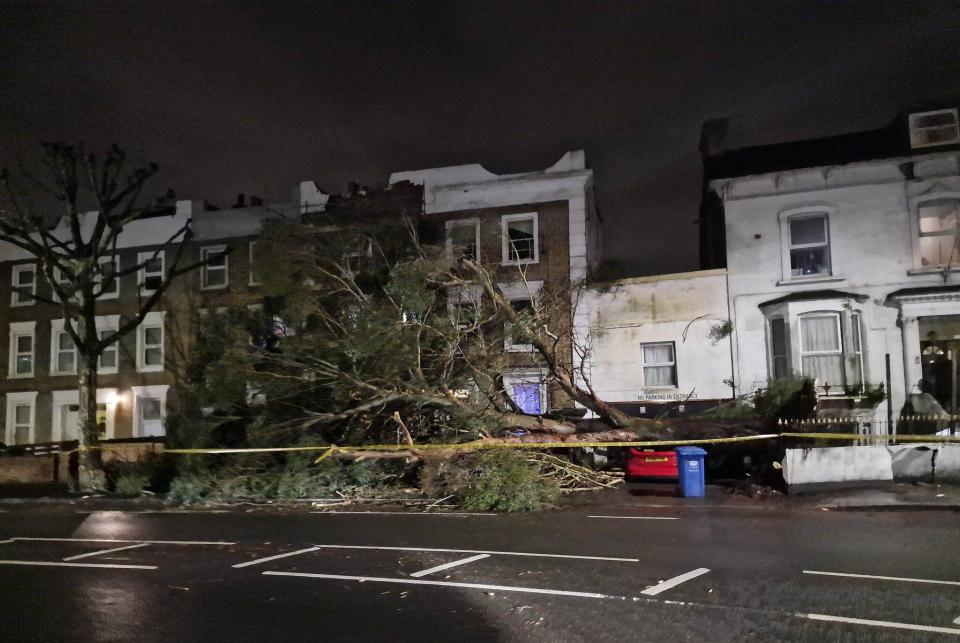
263,571,619,599
803,570,960,587
308,544,640,562
63,543,150,562
588,515,679,521
410,553,490,578
640,568,711,596
11,537,235,546
802,613,960,637
0,560,156,570
310,511,496,517
233,546,323,568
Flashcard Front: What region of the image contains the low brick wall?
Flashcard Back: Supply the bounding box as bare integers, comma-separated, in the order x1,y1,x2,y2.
0,455,58,483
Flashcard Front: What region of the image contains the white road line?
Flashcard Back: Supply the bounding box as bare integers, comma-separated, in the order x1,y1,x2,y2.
13,537,235,546
311,544,639,562
62,543,150,562
263,571,618,599
640,567,711,596
0,538,14,544
310,511,496,517
0,560,156,570
803,613,960,636
588,515,679,520
803,570,960,587
410,553,490,578
232,546,323,568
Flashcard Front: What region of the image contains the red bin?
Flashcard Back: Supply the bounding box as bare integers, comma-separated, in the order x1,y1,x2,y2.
626,449,678,479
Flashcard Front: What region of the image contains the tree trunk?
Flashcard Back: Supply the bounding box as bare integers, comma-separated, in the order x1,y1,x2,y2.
76,351,106,492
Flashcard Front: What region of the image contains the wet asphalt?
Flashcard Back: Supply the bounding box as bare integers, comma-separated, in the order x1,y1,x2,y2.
0,501,958,642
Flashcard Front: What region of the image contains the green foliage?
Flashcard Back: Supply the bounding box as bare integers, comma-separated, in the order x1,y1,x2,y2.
707,320,733,344
114,473,149,497
420,450,560,512
752,376,817,422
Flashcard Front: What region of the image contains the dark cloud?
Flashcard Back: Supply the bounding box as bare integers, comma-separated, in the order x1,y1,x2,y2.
2,1,959,274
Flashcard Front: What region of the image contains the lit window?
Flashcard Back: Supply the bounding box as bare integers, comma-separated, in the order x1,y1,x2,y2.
504,371,547,415
501,213,538,264
909,109,960,148
11,264,36,306
917,199,960,268
8,321,35,378
132,385,168,437
137,312,165,372
789,215,831,277
97,256,119,298
799,314,844,387
201,245,228,289
641,342,677,388
446,219,480,262
138,251,165,294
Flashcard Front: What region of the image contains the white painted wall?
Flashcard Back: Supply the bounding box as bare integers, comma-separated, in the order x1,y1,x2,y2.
584,269,733,403
714,150,960,419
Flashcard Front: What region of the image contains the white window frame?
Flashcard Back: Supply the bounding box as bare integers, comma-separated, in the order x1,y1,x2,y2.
499,280,543,352
96,255,120,299
447,284,483,330
50,319,78,376
912,196,960,271
798,312,844,387
96,315,120,375
51,388,119,442
767,316,790,379
8,321,36,379
51,266,78,303
201,245,229,290
445,218,481,262
248,241,259,286
5,391,38,446
786,213,831,278
503,369,548,415
909,108,960,149
138,250,165,295
640,341,678,389
131,384,169,438
501,213,539,266
10,263,36,307
136,311,165,373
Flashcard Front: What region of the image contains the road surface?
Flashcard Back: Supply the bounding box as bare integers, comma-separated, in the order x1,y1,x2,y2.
0,501,958,641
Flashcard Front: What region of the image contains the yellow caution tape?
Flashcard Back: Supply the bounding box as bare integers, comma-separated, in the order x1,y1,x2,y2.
62,431,960,461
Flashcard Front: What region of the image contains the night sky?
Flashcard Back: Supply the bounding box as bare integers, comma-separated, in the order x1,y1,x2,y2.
3,1,960,275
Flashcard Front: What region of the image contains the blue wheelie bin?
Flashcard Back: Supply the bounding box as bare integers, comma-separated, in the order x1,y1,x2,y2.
675,446,707,497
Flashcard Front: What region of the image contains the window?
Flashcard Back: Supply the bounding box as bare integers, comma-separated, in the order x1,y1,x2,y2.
5,392,37,445
446,219,480,262
52,266,77,302
799,314,844,387
909,109,960,148
448,285,482,330
641,342,677,388
97,315,120,374
504,371,547,415
788,214,831,277
917,199,960,268
96,256,119,299
50,320,77,375
849,312,864,388
500,280,543,353
137,311,164,372
10,264,36,307
138,251,164,294
201,245,228,289
8,321,35,378
131,385,168,437
501,213,539,264
769,317,789,379
248,241,259,286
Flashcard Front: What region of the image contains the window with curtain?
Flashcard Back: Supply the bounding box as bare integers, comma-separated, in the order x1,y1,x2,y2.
799,314,844,386
642,342,677,388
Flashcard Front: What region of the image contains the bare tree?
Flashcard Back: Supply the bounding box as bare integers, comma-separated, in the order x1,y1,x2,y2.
0,143,211,490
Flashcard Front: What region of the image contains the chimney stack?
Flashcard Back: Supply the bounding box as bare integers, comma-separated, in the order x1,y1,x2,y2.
699,118,729,157
232,193,246,208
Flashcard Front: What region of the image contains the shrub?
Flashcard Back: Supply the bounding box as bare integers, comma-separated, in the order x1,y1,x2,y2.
114,473,149,497
421,450,560,512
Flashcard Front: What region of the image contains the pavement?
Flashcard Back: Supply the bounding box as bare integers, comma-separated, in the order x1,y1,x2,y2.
1,489,960,641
